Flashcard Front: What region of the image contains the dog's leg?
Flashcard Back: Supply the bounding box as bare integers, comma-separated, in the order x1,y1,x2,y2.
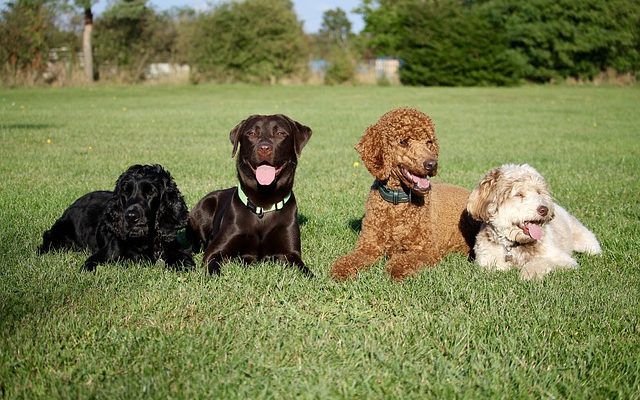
203,234,256,275
520,254,577,280
204,253,225,275
555,205,601,255
273,253,314,278
570,219,602,255
331,242,385,280
37,219,75,254
474,238,513,271
385,252,442,281
37,229,56,254
82,252,105,272
162,239,195,271
82,241,120,272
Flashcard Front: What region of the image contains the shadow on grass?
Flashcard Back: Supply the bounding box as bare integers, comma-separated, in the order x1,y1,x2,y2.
297,213,308,226
0,123,56,131
349,217,363,233
0,258,92,336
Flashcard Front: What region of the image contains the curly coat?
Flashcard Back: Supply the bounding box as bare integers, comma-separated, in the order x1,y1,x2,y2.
467,164,601,279
38,164,194,271
331,108,479,281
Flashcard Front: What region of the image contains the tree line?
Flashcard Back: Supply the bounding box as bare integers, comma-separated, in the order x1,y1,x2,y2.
1,0,638,86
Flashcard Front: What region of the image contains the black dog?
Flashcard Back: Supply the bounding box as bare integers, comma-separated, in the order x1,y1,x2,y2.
187,114,312,276
38,164,194,271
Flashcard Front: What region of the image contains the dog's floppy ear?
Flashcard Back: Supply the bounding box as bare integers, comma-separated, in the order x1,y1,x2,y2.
467,167,502,222
102,193,125,240
106,166,140,239
355,123,391,181
279,114,312,157
155,166,189,240
294,122,312,157
230,116,255,158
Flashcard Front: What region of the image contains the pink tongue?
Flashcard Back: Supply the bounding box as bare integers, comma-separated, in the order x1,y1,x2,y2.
256,165,276,185
525,223,543,240
412,175,430,190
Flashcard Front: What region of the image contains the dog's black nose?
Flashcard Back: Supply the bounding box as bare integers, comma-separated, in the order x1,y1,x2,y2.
125,210,140,223
424,159,438,172
537,205,549,216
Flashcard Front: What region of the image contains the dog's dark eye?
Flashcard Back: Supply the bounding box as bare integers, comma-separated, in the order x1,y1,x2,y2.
399,139,409,147
245,130,256,137
426,140,434,146
122,183,133,196
276,131,287,137
139,182,156,197
515,192,524,198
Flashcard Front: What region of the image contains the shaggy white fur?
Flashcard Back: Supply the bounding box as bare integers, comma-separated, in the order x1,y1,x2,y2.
467,164,601,280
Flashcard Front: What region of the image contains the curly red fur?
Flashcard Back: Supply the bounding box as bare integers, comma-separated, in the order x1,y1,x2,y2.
331,108,479,281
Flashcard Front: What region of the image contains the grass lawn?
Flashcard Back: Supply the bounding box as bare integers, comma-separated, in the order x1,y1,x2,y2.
1,83,639,398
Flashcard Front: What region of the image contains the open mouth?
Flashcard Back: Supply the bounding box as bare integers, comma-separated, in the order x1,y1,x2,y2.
246,160,287,186
518,220,544,240
400,166,431,194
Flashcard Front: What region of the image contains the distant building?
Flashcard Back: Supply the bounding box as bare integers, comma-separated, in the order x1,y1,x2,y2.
309,57,400,85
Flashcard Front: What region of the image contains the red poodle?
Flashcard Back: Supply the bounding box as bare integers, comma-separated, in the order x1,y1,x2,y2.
331,108,479,281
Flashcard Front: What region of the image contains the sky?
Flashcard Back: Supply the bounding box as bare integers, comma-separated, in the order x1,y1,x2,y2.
92,0,365,33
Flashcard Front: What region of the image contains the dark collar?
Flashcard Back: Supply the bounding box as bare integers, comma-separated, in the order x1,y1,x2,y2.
237,184,291,218
486,224,527,263
372,180,411,205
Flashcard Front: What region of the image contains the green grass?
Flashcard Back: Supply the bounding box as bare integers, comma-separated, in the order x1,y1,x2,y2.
1,84,639,399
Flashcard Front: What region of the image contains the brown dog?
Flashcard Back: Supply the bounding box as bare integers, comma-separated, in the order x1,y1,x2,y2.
331,108,479,281
187,114,312,276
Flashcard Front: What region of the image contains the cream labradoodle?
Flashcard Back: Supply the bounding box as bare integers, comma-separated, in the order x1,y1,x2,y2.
467,164,601,279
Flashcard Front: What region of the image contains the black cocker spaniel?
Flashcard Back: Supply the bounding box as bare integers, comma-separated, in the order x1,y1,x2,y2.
38,164,194,271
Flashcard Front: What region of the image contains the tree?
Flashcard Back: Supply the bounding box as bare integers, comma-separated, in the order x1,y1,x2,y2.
397,0,525,85
357,0,640,85
355,0,406,56
70,0,97,82
491,0,640,81
188,0,308,83
0,1,57,84
93,0,177,81
317,8,356,84
319,8,352,46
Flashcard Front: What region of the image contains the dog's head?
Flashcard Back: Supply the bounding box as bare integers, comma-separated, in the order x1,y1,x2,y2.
467,164,555,244
109,164,188,240
356,108,439,196
230,114,311,196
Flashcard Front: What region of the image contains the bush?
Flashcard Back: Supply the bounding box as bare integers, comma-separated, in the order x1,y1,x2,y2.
398,1,525,86
187,0,308,83
359,0,640,85
93,0,177,82
492,0,640,82
0,1,59,85
324,48,356,85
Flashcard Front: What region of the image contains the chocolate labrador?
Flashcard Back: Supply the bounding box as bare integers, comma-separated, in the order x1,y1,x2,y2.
187,114,312,276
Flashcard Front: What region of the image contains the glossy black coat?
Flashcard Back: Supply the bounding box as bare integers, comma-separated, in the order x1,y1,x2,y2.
187,114,312,276
38,164,194,271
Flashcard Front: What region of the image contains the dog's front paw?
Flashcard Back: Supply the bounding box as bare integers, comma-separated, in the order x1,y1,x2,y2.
386,262,416,281
81,261,97,272
520,266,547,280
520,257,573,280
330,260,358,281
582,242,602,256
176,256,196,272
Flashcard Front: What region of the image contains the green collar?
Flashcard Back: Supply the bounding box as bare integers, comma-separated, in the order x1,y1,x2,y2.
237,184,291,218
176,228,190,250
372,180,411,205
